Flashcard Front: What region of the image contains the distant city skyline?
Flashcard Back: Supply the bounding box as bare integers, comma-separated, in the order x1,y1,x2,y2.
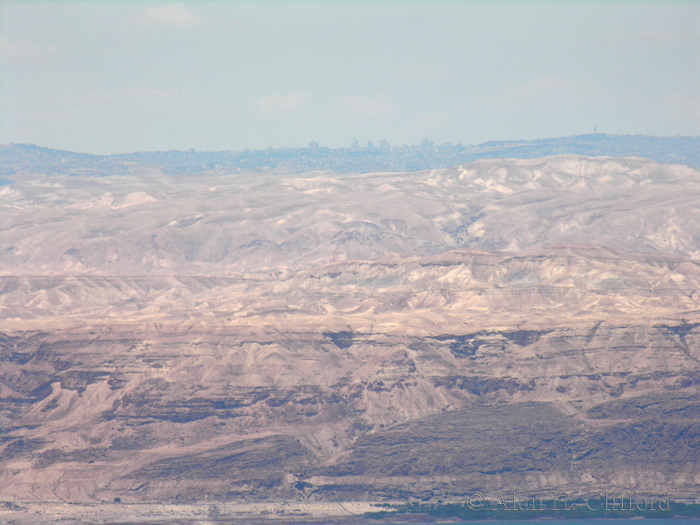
1,1,699,155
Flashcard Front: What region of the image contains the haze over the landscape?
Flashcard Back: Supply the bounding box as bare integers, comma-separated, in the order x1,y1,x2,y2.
2,147,700,524
2,1,700,524
1,1,699,154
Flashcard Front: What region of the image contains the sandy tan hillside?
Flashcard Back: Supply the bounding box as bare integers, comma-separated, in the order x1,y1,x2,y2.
3,155,700,277
1,155,699,521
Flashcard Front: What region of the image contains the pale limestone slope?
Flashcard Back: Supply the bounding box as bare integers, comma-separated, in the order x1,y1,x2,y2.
1,156,699,505
2,156,699,277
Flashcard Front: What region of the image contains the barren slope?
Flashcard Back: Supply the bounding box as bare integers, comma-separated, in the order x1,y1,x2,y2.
1,155,699,506
3,155,700,278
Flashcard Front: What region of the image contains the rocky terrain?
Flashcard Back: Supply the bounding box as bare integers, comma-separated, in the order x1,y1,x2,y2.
1,154,699,519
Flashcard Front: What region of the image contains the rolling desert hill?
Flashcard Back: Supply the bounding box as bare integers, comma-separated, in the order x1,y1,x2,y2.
1,154,699,521
3,155,700,277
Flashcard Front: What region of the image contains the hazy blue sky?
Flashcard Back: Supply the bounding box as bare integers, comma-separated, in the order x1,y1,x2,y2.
1,1,698,154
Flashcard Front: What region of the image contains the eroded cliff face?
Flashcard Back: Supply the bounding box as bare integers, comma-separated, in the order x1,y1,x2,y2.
1,322,699,502
1,156,699,503
2,255,699,503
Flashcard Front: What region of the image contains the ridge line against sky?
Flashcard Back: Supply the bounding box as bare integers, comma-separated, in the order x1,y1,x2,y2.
3,133,700,158
1,1,699,156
